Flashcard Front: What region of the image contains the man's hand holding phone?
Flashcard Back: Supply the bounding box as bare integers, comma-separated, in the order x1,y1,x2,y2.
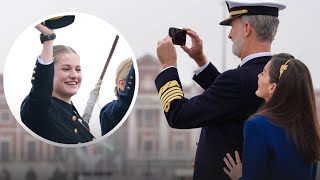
156,27,208,69
179,28,208,67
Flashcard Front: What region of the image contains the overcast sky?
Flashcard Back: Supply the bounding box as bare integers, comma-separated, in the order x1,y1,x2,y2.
1,0,320,135
1,0,320,88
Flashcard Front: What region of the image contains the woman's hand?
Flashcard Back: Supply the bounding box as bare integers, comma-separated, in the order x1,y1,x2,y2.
35,23,54,62
223,151,242,180
35,23,54,35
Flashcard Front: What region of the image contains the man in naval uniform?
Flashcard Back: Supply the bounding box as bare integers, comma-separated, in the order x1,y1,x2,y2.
154,0,286,179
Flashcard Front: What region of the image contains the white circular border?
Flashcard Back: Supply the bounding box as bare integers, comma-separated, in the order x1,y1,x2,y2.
3,12,139,148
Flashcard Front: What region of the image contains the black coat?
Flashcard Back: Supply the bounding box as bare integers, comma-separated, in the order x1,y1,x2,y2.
21,60,94,144
155,56,271,180
100,65,135,135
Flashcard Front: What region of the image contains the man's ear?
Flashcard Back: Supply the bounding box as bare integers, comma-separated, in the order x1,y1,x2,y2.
244,22,252,37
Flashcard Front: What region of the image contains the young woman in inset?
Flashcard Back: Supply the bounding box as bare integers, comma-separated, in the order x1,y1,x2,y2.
21,24,94,144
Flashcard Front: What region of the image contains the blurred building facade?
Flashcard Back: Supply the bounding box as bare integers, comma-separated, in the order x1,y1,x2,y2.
1,55,320,180
0,74,73,180
0,55,202,180
123,55,201,179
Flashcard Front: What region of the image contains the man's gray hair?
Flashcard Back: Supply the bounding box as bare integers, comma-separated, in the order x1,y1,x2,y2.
241,15,279,42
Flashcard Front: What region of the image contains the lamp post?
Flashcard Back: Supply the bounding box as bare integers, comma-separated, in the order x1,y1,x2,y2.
221,1,227,71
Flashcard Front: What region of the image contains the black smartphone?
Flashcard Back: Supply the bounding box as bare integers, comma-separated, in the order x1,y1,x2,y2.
169,27,187,46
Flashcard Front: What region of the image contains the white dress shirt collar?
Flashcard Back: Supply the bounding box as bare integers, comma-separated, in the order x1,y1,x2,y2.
239,52,272,67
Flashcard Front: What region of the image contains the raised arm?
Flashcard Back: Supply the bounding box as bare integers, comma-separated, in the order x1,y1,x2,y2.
156,34,243,128
35,24,54,62
100,65,136,135
20,24,55,131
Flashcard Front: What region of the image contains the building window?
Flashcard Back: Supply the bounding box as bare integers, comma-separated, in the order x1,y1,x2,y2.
145,109,158,122
136,109,142,121
0,112,10,124
136,109,159,126
0,168,11,180
0,141,10,161
53,146,63,160
27,141,36,161
142,76,155,91
144,140,152,152
176,140,184,152
0,96,7,105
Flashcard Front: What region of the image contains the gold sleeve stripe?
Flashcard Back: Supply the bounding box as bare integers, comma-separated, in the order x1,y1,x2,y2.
162,96,183,112
159,80,180,96
160,87,183,102
162,92,183,109
161,92,183,106
161,89,183,105
161,92,183,105
163,102,170,113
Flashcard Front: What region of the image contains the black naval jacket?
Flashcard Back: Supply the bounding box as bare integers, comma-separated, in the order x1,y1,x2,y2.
100,65,135,135
155,56,271,180
21,60,95,144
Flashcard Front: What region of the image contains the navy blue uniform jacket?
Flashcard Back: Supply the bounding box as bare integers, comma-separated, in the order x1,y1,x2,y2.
155,56,271,180
240,115,317,180
21,60,95,144
100,65,135,135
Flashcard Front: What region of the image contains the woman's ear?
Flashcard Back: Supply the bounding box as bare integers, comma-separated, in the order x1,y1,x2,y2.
117,79,125,91
269,83,277,95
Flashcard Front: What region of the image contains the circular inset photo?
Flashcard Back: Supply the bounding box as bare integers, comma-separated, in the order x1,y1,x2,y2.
4,12,139,147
